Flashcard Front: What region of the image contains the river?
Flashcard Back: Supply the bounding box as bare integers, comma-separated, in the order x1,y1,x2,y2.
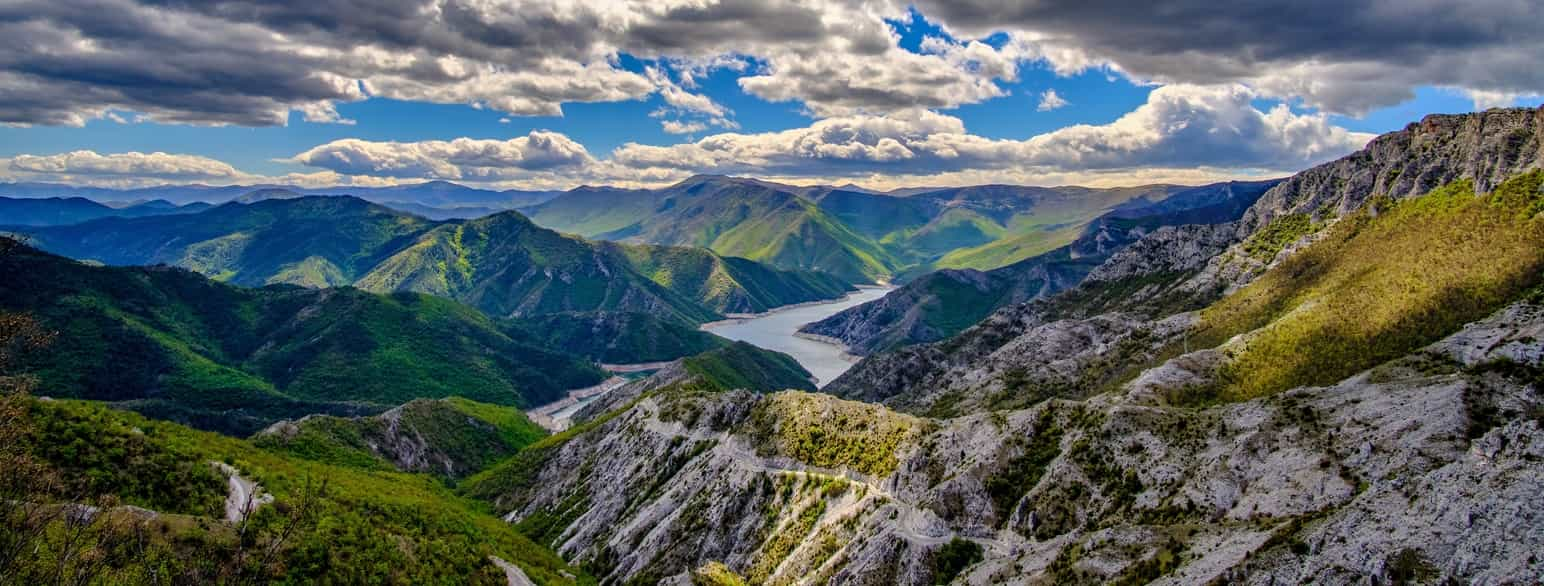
700,286,891,387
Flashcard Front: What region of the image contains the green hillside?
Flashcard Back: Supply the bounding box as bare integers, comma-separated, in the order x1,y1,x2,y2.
611,242,853,315
16,196,849,326
517,311,731,363
5,395,587,584
681,341,818,393
253,397,548,478
1190,172,1544,402
0,241,605,435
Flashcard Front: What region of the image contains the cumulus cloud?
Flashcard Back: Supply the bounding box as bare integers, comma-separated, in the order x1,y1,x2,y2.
1036,89,1068,111
610,84,1372,179
288,131,594,180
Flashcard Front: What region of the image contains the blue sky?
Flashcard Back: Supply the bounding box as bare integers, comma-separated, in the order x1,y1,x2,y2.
1,1,1538,191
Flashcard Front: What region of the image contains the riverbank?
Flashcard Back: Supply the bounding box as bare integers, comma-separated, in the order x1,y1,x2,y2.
528,376,628,431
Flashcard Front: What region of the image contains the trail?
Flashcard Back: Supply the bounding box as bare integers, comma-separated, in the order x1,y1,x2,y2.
213,462,272,524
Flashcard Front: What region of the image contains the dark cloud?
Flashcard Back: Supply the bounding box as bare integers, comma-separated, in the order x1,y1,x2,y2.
910,0,1544,113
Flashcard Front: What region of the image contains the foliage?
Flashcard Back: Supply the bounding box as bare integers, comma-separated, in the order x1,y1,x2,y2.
983,408,1063,526
10,398,590,585
682,342,816,393
930,538,983,585
1193,172,1544,402
518,311,729,363
1241,213,1320,262
745,392,921,478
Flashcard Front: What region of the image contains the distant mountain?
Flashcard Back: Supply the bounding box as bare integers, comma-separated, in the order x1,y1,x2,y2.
523,175,1219,283
0,241,606,435
527,176,903,283
15,196,850,324
0,195,208,226
800,180,1281,353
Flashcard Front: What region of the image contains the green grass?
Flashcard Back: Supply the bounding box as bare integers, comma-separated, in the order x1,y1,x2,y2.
681,342,816,393
1190,172,1544,402
12,397,591,585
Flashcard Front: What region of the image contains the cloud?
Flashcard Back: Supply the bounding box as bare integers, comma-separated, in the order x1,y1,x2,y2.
661,120,709,135
908,0,1544,115
611,84,1372,179
288,131,595,180
1036,89,1068,111
6,150,243,180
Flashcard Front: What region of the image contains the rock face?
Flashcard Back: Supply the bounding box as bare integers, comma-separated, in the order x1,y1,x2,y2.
801,180,1278,355
1239,106,1544,235
473,302,1544,585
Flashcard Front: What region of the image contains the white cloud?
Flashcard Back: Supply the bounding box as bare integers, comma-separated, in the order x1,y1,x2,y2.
6,150,243,180
1036,89,1068,111
288,131,594,180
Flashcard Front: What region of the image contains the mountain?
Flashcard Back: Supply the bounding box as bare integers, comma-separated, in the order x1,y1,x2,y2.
448,108,1544,585
254,397,548,478
0,195,208,226
526,176,903,283
13,196,852,324
523,175,1241,284
801,180,1280,354
516,311,731,364
0,241,605,435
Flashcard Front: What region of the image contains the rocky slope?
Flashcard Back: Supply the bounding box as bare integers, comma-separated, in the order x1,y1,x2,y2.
463,301,1544,585
824,107,1544,413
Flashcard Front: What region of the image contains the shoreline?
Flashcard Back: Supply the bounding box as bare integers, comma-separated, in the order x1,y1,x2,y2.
698,285,892,330
528,376,628,431
791,331,864,365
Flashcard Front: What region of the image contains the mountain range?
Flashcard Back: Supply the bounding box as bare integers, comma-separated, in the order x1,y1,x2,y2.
4,106,1544,585
7,195,852,325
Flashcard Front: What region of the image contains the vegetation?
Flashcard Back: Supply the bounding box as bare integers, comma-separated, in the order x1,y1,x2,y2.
931,537,984,584
682,342,817,393
983,408,1064,526
1192,172,1544,402
253,397,548,478
745,392,922,477
518,311,730,363
1240,213,1320,262
0,241,604,435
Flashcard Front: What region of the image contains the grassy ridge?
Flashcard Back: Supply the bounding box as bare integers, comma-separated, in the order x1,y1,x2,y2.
1194,172,1544,401
681,342,818,393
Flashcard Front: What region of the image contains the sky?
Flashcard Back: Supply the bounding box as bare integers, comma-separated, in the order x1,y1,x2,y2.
0,0,1540,193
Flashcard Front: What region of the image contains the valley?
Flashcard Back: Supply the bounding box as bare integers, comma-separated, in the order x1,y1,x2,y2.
2,104,1542,585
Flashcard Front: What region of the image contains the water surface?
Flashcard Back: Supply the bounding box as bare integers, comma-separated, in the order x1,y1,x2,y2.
701,286,891,387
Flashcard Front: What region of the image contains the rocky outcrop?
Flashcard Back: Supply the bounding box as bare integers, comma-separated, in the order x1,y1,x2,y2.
1239,106,1544,235
474,302,1544,585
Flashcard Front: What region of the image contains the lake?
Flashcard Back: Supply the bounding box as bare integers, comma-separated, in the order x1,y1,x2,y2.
700,286,892,387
